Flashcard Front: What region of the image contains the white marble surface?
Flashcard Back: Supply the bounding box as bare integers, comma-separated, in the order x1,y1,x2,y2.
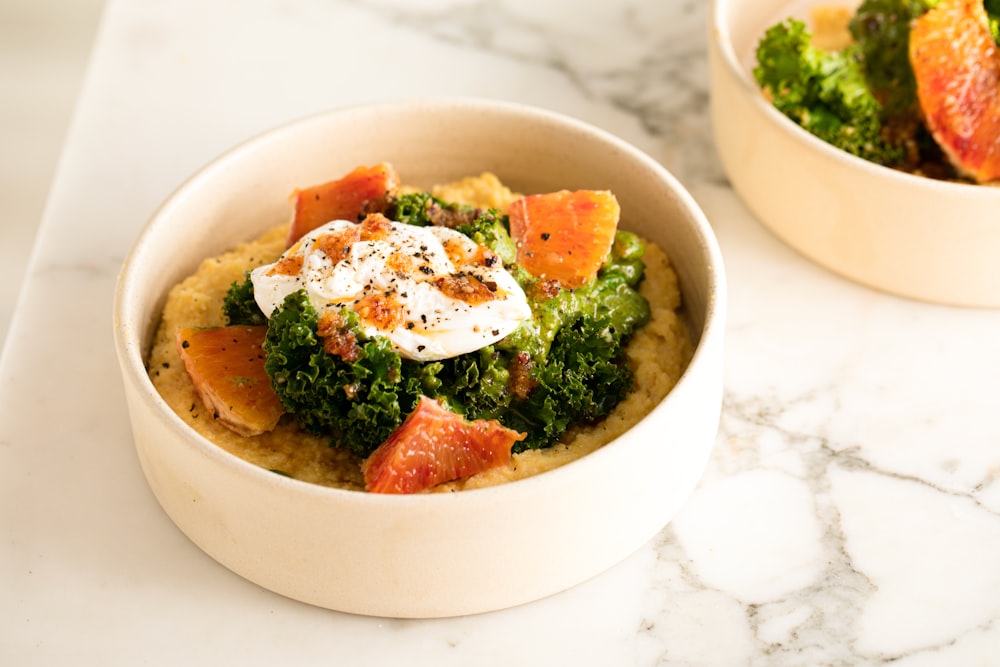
0,0,105,351
3,0,1000,664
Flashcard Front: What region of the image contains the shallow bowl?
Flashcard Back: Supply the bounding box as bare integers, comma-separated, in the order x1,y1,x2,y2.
709,0,1000,308
113,98,726,618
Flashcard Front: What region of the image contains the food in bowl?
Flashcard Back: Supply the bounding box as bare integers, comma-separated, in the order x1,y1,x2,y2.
147,164,693,494
752,0,1000,183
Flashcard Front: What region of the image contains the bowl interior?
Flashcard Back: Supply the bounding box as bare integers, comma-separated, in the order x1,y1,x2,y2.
120,99,721,379
717,0,858,65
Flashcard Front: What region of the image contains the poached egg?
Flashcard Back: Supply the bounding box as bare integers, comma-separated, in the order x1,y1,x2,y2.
252,214,532,361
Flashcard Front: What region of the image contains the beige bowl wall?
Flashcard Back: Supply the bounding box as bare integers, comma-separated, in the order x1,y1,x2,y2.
709,0,1000,308
114,99,726,618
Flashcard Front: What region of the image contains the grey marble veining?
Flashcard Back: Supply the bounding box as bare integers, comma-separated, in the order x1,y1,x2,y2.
347,0,725,185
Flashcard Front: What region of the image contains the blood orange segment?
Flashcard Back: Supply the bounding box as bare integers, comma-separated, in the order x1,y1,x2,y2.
507,189,620,289
287,163,401,246
176,325,284,437
363,396,525,494
909,0,1000,183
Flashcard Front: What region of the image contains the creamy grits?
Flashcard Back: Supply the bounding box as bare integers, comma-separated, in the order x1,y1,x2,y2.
147,173,694,492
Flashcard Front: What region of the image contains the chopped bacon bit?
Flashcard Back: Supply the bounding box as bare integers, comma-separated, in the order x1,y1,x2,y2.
314,226,362,262
358,213,393,241
317,310,362,362
354,292,404,331
441,236,498,269
427,203,480,229
265,254,304,277
310,214,395,265
531,278,562,301
385,249,421,275
508,352,538,399
434,272,498,305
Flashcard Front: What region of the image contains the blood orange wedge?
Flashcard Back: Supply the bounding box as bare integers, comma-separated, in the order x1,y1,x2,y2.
909,0,1000,183
176,325,284,437
287,162,401,246
362,396,525,494
507,189,620,289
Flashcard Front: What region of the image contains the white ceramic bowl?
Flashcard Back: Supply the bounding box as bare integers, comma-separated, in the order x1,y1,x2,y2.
709,0,1000,308
113,98,726,618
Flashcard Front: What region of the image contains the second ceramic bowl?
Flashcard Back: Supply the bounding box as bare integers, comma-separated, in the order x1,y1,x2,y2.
709,0,1000,308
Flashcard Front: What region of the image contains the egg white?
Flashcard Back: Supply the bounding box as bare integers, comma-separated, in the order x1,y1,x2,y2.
251,219,532,361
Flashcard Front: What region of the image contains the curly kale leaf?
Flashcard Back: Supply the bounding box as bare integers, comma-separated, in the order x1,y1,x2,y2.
382,192,477,228
373,190,473,227
848,0,939,115
498,267,651,451
436,347,511,419
381,192,439,227
385,193,518,264
507,283,649,451
455,209,518,265
261,290,522,455
987,0,1000,43
600,230,646,287
223,272,267,326
500,230,649,361
263,291,422,458
754,18,905,166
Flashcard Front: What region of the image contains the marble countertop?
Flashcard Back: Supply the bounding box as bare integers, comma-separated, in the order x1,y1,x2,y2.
3,0,1000,664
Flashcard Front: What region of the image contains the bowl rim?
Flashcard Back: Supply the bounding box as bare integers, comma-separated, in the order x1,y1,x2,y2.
709,0,1000,198
113,96,727,505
